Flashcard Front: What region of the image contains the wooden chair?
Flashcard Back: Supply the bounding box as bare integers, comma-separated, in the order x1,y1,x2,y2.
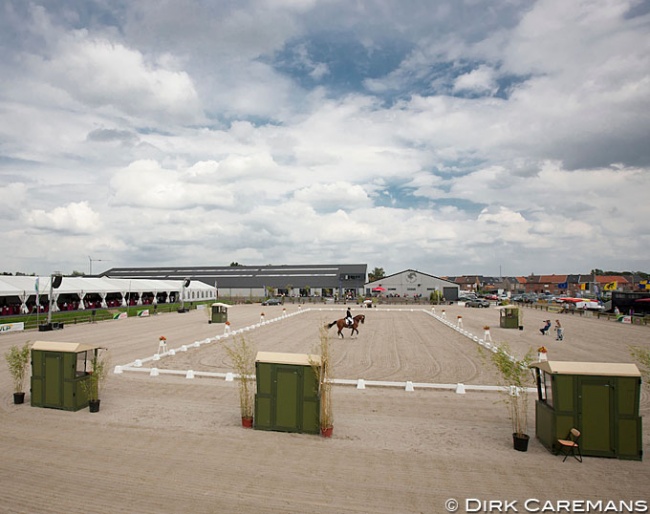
558,428,582,462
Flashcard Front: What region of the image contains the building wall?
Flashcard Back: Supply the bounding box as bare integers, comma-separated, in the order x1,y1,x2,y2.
365,269,459,298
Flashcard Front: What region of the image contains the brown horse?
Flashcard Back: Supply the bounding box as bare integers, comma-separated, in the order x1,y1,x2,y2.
326,314,365,338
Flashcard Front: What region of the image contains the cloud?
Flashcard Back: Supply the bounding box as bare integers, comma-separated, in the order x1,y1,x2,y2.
46,33,202,124
0,0,648,277
25,202,102,234
453,65,498,95
292,182,372,211
0,183,28,220
109,160,235,210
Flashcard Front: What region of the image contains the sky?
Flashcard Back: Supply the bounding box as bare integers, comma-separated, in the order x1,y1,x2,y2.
1,0,649,278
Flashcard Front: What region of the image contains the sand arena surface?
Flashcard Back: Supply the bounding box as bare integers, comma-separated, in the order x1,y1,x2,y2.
1,303,649,513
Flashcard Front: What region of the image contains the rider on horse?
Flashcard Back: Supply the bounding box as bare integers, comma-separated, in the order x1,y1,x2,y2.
345,307,353,326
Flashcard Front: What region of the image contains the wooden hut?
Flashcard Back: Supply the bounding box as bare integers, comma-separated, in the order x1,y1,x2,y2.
254,351,321,434
30,341,102,411
530,360,643,460
207,303,229,323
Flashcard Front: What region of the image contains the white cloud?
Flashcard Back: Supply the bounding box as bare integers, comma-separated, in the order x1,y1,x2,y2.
44,33,202,124
26,202,101,234
292,182,372,211
453,65,498,95
0,0,648,276
109,160,235,209
0,183,28,220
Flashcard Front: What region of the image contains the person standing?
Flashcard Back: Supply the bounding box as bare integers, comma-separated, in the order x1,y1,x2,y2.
555,320,564,341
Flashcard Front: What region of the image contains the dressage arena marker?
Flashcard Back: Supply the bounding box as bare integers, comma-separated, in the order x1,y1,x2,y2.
113,307,534,394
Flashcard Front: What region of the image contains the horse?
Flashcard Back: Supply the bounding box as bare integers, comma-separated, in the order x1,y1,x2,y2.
326,314,365,338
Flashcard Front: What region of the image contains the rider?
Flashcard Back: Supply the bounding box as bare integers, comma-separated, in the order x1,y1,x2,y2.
345,307,353,326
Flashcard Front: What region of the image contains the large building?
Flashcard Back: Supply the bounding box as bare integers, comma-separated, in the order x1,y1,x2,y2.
101,264,368,299
364,269,460,300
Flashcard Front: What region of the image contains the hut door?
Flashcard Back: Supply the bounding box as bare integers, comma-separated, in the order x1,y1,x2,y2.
44,352,63,408
579,378,615,457
274,366,300,431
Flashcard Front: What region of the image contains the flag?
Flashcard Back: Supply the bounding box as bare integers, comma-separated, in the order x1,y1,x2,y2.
603,282,617,291
558,281,568,289
580,283,586,290
35,277,39,293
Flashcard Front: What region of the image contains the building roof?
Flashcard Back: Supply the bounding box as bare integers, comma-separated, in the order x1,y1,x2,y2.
102,264,367,289
594,275,630,284
367,269,457,287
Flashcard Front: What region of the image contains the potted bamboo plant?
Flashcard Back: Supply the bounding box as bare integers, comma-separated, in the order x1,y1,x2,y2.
224,336,256,427
80,349,109,412
311,325,333,437
482,343,534,451
4,343,31,404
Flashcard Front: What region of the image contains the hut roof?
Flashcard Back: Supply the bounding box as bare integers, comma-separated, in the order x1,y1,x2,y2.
531,360,640,377
31,341,101,353
256,351,320,366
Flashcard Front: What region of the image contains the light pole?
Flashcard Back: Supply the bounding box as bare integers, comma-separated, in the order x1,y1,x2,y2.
89,256,107,276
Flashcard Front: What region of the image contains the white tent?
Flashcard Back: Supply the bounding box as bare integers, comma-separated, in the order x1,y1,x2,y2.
0,276,216,313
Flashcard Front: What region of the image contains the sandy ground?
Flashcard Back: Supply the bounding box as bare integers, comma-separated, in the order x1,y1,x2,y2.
1,303,649,514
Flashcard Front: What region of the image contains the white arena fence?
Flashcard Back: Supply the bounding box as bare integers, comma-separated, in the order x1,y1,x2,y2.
113,307,536,395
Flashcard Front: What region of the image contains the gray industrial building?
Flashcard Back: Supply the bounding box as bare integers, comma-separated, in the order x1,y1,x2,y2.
101,264,367,299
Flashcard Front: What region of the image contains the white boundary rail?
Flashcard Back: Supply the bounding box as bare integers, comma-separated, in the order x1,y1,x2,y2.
113,307,536,394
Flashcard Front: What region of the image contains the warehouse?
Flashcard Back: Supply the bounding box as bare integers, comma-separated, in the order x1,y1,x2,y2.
101,264,368,299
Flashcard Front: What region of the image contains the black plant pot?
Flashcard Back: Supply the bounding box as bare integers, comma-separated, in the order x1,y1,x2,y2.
513,433,530,452
89,399,101,413
13,392,25,404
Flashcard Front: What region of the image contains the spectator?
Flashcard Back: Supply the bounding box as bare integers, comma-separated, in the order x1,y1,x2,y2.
540,319,552,335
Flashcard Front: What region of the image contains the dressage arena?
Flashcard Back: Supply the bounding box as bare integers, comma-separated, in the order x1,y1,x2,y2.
1,304,649,513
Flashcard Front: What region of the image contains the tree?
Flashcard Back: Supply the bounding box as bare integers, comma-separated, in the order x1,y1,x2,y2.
230,262,243,267
368,267,385,282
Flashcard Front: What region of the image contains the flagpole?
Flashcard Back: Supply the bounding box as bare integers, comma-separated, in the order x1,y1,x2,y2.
35,277,40,327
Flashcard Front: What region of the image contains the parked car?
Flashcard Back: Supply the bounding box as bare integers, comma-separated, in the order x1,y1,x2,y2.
465,299,491,308
262,298,283,306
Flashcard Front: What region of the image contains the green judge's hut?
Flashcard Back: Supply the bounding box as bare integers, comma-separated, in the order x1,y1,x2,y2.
254,351,321,435
498,305,522,329
207,303,229,324
30,341,103,411
530,360,643,460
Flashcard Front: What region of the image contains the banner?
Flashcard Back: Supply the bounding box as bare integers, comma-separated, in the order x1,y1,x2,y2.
137,309,150,317
113,312,128,320
0,322,25,334
603,281,617,291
